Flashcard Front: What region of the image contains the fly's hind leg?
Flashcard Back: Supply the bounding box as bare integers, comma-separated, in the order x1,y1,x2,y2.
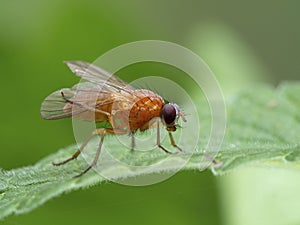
60,90,110,116
74,128,128,178
73,128,107,178
52,132,96,166
52,128,116,178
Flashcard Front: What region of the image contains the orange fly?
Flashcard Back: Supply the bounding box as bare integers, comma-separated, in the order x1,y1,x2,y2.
41,61,187,177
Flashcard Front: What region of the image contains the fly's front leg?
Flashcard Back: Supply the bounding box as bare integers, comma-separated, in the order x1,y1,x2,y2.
168,132,183,152
156,120,172,154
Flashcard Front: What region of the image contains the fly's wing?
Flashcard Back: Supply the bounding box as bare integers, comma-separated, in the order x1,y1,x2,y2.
41,84,136,121
65,61,134,93
41,61,136,120
40,82,104,120
40,88,73,120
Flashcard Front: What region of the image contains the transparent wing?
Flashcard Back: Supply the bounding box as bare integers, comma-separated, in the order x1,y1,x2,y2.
40,88,76,120
41,82,106,120
40,82,135,120
65,61,135,93
41,61,137,120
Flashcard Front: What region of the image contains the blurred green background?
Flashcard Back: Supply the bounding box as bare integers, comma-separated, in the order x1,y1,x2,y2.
0,0,299,225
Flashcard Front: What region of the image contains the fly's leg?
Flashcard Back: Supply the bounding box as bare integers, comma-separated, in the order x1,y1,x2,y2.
61,90,110,116
130,132,135,150
212,159,223,168
73,128,128,178
203,155,223,168
52,132,96,166
168,132,183,152
156,120,172,154
52,128,117,178
73,129,107,178
60,90,74,104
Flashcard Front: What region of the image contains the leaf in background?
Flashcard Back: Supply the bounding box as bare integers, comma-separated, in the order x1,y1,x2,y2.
0,82,300,220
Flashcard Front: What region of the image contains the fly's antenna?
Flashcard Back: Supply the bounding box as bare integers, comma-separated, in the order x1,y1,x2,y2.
179,112,187,122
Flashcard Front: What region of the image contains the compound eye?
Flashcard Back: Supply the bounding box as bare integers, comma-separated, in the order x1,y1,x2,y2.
162,103,177,125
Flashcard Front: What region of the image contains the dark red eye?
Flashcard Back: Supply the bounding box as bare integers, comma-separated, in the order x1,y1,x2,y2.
162,103,177,125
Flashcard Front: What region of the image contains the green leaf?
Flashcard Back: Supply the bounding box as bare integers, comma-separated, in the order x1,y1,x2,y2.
1,82,300,220
212,82,300,174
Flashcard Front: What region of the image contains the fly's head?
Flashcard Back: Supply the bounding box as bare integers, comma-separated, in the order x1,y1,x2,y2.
161,103,187,132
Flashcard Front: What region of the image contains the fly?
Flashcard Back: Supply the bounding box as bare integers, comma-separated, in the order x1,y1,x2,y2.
40,61,186,177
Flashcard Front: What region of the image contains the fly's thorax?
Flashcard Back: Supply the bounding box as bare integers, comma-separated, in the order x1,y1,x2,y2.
108,89,164,132
129,90,164,131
